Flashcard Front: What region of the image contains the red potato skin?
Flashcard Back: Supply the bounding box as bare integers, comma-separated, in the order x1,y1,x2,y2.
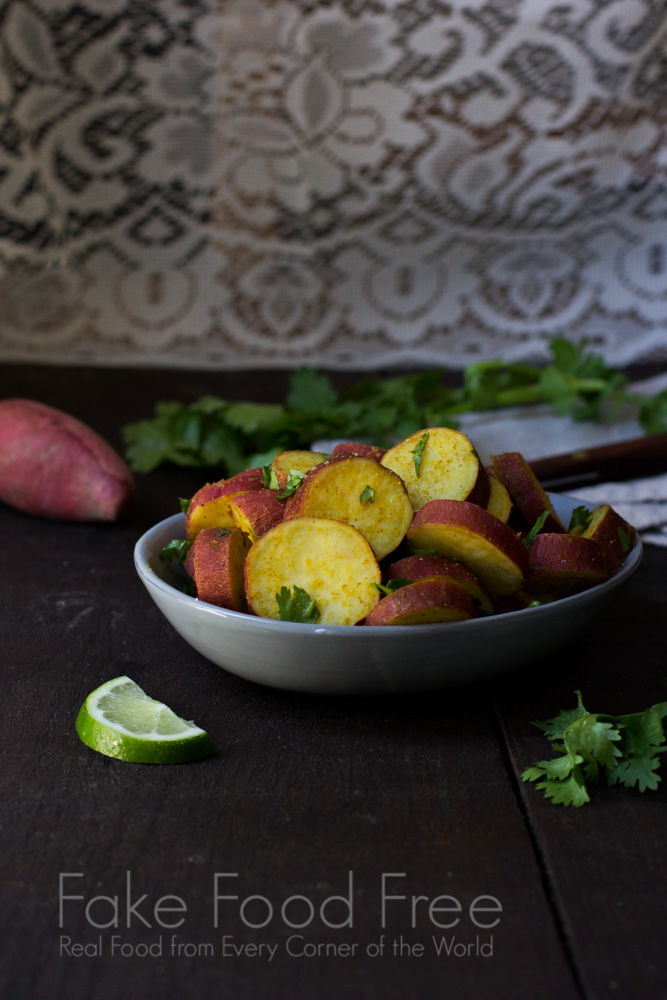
581,505,637,574
0,398,134,521
490,452,565,533
184,467,265,535
190,527,249,611
409,499,529,573
526,533,608,596
364,578,476,626
386,554,478,585
385,554,494,615
332,442,386,461
229,489,286,541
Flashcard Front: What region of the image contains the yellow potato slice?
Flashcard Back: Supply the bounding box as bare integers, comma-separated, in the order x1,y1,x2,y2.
272,450,329,476
407,500,527,600
486,474,512,523
284,456,413,560
381,427,489,511
186,492,248,538
245,517,381,625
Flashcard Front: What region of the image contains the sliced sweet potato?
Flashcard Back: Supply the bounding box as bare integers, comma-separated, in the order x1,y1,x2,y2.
578,504,637,574
486,472,513,524
0,398,134,521
229,489,286,543
364,579,475,626
244,517,381,626
386,554,493,616
272,450,329,477
332,441,386,461
190,526,251,611
526,533,609,597
381,426,489,511
407,499,528,600
283,455,413,560
490,452,565,533
184,468,265,539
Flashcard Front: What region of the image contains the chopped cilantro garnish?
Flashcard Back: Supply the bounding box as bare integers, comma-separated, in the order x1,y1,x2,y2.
568,506,592,532
410,432,429,477
216,528,232,537
159,538,193,563
182,581,196,597
410,547,439,556
262,465,280,490
359,485,375,505
523,510,550,548
276,469,305,499
373,578,412,597
275,586,321,624
522,691,667,806
618,526,633,553
179,497,190,514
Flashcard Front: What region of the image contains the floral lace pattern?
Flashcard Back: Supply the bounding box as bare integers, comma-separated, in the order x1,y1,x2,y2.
0,0,665,368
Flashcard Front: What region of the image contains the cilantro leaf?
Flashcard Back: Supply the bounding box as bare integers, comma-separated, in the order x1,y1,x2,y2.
179,497,191,514
262,465,280,490
223,402,285,434
276,469,305,499
565,715,623,771
525,691,667,806
410,432,429,477
523,510,550,549
410,547,438,556
159,538,193,563
360,485,375,505
568,506,592,533
634,388,667,434
287,368,338,413
608,754,664,793
275,586,321,624
618,526,633,553
533,690,590,740
535,772,591,807
373,578,412,597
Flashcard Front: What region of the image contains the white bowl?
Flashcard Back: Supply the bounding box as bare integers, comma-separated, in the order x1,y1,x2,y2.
134,494,642,695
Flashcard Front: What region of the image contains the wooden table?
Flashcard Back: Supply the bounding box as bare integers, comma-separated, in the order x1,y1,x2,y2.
2,365,666,1000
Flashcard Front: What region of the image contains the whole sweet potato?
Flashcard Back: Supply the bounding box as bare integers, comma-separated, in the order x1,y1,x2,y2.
0,398,134,521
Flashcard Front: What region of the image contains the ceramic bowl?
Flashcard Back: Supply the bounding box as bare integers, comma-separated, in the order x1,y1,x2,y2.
134,494,642,696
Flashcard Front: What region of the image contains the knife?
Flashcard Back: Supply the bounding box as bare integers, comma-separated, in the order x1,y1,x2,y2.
530,432,667,489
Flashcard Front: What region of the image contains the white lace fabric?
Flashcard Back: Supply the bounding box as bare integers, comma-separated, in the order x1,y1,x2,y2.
0,1,666,368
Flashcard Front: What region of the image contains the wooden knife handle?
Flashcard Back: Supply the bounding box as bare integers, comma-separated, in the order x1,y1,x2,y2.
530,432,667,489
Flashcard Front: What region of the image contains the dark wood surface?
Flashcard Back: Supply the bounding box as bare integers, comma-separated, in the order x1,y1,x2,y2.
1,364,666,1000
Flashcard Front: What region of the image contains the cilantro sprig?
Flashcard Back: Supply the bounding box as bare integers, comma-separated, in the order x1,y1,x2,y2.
410,432,429,477
568,506,592,533
523,511,550,548
276,469,305,499
122,337,667,475
275,586,321,624
159,538,193,563
373,578,412,597
522,691,667,806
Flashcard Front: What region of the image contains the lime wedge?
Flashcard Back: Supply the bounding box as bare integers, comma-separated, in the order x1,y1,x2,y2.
75,676,215,764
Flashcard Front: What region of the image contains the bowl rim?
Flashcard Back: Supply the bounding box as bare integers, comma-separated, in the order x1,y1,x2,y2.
133,494,643,637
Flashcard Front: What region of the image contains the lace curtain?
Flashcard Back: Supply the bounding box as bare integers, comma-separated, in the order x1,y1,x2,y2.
0,0,666,369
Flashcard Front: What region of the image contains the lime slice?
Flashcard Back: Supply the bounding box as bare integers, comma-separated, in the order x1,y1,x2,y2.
75,676,215,764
